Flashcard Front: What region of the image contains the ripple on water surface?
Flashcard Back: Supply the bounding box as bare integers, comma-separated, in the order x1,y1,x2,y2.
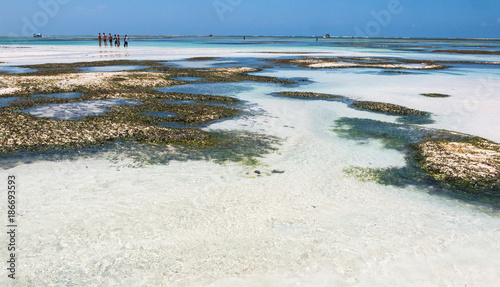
21,99,142,120
0,97,20,107
0,66,36,74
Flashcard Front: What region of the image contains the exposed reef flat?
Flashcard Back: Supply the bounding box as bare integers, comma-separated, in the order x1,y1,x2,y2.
274,91,344,99
0,60,292,162
1,57,498,205
266,56,450,70
17,60,165,76
19,59,166,69
147,66,300,86
352,101,429,116
186,57,221,61
266,56,500,70
0,70,174,96
414,139,500,192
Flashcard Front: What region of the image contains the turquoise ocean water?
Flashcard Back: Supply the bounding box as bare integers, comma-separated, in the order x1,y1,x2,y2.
1,35,500,286
2,35,500,51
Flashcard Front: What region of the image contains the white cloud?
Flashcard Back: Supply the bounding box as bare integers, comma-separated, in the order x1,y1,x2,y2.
497,18,500,24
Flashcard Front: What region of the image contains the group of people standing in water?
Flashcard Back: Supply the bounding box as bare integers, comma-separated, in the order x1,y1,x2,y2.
98,33,128,47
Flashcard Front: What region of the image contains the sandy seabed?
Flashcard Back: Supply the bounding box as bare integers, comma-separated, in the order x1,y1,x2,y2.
1,45,500,286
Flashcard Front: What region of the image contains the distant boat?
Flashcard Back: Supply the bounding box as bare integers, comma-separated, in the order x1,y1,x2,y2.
323,34,331,38
33,33,42,38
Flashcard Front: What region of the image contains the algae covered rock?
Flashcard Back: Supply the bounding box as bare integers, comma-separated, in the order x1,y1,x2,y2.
352,101,429,116
414,139,500,192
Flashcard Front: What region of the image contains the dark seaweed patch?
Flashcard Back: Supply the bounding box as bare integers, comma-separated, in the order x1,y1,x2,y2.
420,93,451,98
186,57,221,61
274,91,345,100
351,101,429,116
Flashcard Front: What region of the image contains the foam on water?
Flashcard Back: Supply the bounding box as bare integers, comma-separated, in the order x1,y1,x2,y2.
21,98,142,120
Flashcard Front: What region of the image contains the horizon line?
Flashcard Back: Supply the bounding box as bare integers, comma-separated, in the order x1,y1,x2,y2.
2,34,500,40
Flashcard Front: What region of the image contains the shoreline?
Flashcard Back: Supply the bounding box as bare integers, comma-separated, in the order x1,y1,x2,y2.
1,42,499,286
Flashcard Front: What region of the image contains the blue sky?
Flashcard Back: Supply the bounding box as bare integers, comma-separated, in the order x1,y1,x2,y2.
1,0,499,38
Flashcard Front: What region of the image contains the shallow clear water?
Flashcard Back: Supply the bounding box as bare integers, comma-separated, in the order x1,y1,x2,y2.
21,98,142,120
0,66,36,74
172,77,202,82
1,38,500,286
31,92,83,99
1,35,500,52
0,96,20,107
170,60,238,69
5,77,500,286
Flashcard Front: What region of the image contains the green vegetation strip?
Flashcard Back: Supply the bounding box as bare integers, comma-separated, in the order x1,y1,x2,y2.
186,57,221,61
420,93,450,98
274,91,344,99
